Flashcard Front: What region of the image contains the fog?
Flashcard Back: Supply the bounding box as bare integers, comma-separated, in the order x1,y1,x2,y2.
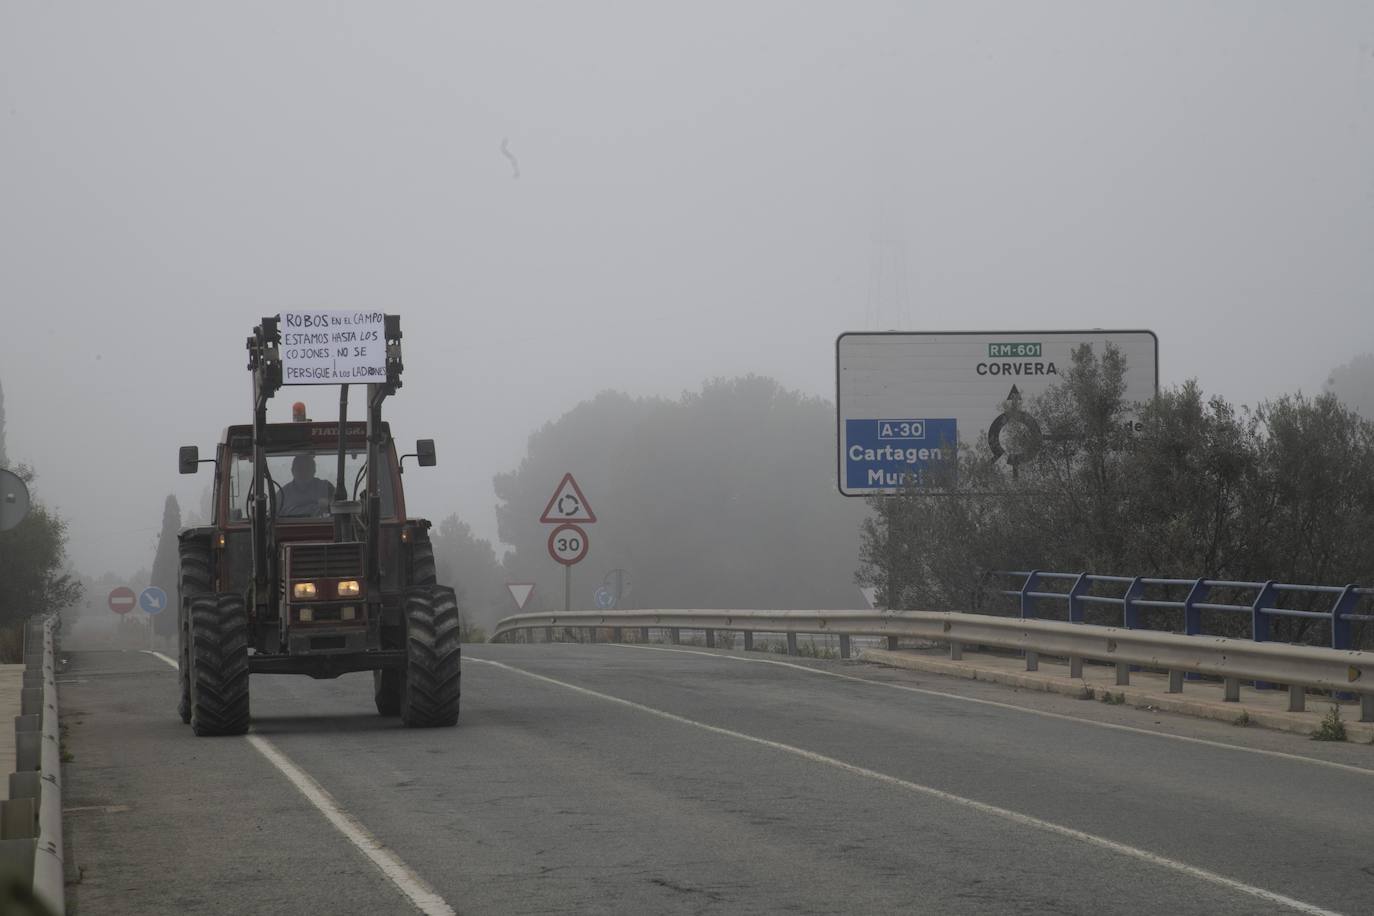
2,2,1371,578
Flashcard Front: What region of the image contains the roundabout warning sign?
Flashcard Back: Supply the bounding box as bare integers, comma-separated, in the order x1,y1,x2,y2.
540,473,596,524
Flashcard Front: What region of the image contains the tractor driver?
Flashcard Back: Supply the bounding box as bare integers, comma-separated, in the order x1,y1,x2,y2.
277,453,335,517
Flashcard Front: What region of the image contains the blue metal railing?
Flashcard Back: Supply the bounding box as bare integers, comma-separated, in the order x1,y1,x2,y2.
1000,571,1374,650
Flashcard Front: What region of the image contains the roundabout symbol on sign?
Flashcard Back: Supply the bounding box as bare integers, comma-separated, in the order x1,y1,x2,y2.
987,411,1042,466
987,386,1042,468
547,523,589,566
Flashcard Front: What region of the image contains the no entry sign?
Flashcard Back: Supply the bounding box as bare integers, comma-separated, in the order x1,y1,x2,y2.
108,586,136,615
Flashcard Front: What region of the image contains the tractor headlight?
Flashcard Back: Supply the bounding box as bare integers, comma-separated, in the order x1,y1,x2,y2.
293,582,318,599
336,580,361,597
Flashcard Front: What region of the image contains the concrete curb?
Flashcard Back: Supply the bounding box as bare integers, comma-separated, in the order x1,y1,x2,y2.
0,617,64,914
858,647,1374,744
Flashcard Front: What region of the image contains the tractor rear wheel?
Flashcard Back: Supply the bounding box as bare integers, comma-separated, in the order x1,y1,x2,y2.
177,536,211,724
399,585,461,728
189,592,251,736
408,538,436,588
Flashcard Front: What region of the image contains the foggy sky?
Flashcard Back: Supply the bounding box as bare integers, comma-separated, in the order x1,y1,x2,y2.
2,2,1372,578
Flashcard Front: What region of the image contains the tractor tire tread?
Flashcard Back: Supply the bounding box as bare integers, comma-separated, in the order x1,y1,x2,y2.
189,592,251,736
409,540,436,588
400,585,461,728
177,539,212,725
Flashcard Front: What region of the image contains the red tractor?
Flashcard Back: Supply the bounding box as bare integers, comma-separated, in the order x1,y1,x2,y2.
176,314,460,735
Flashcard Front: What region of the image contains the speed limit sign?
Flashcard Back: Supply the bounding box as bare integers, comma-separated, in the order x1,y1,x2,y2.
547,523,589,566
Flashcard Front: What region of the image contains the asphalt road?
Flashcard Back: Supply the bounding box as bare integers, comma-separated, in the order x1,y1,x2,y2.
59,643,1374,915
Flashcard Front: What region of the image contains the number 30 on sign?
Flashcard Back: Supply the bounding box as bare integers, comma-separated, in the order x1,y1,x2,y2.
547,523,589,566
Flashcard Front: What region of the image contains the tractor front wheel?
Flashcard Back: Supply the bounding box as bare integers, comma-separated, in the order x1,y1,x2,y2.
399,586,461,728
176,536,211,724
189,592,251,736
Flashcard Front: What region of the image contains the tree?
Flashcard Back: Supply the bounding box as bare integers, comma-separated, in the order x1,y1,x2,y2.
1325,353,1374,418
856,346,1374,647
1231,393,1374,642
148,495,182,636
860,344,1144,610
1116,382,1254,577
429,513,507,638
493,378,868,612
0,471,83,627
0,385,83,657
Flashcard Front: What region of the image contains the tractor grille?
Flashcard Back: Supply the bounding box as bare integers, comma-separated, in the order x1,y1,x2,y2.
287,542,364,579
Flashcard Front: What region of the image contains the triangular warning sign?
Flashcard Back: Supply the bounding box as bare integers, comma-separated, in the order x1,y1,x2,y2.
507,582,535,610
539,473,597,524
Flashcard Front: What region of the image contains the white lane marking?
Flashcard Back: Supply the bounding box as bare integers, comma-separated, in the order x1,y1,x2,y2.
468,655,1344,916
245,735,456,916
603,642,1374,778
148,650,177,667
143,650,457,916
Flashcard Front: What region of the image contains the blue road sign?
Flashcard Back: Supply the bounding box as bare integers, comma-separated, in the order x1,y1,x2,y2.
138,586,168,615
843,418,958,491
594,586,615,610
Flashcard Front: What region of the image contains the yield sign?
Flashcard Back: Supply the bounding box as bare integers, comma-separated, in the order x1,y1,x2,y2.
506,582,535,610
539,473,596,524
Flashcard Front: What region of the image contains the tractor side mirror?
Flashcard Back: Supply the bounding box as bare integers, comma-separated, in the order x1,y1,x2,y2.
401,439,437,472
179,446,200,475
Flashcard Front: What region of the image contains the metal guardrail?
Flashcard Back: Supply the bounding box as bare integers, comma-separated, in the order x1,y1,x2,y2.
489,608,1374,722
0,615,65,914
999,571,1374,650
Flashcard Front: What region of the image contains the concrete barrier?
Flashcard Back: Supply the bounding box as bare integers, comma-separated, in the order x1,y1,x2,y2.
0,616,64,913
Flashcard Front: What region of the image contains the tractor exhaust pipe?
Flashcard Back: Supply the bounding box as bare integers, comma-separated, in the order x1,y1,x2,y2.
334,384,350,541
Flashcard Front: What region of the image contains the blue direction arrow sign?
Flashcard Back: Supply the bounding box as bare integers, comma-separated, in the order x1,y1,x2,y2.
138,586,168,615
